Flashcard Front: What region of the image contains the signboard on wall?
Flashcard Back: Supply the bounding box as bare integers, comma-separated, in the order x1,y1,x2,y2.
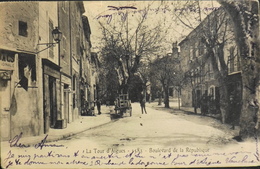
0,49,15,70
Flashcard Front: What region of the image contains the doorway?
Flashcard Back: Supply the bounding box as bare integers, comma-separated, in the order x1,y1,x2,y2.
64,84,69,123
0,79,11,141
49,76,57,128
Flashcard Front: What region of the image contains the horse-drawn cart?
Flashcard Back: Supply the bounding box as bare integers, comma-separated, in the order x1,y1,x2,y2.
113,94,132,118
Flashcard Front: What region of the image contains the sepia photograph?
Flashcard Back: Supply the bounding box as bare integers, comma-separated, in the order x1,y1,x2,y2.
0,0,259,168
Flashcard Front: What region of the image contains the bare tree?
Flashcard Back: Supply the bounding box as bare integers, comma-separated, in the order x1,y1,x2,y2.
98,5,167,95
173,1,239,124
219,0,260,138
173,0,259,138
150,55,179,108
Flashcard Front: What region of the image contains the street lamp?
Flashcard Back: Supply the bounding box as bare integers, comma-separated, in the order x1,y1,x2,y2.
52,27,62,43
37,27,62,54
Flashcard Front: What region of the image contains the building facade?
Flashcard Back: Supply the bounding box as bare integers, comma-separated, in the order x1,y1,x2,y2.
0,2,42,140
0,2,95,141
179,7,242,123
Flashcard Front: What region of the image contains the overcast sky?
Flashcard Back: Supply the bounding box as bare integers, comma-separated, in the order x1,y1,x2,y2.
83,1,220,53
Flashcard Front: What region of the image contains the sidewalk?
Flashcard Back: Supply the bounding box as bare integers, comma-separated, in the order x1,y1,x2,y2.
147,101,241,138
2,105,113,146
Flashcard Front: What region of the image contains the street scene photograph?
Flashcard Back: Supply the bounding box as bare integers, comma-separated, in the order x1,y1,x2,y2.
0,0,259,168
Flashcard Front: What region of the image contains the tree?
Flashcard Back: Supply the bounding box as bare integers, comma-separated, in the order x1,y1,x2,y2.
218,0,260,138
135,62,151,101
173,2,240,124
174,0,259,138
150,55,179,108
98,5,168,95
98,52,120,104
198,8,236,124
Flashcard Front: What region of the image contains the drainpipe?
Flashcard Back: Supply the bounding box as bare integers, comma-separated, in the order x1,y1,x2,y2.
69,1,73,122
57,2,63,123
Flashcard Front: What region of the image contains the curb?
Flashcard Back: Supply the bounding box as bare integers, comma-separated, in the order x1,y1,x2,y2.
44,120,113,144
2,114,113,147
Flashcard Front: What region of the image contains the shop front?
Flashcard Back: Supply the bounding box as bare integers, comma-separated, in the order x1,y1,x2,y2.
0,49,15,141
42,59,61,133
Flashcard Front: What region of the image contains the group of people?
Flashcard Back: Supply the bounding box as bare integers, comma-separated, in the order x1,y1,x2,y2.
93,92,148,116
200,92,241,130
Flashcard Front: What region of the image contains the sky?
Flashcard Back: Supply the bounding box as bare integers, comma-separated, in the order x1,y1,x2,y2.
83,1,221,53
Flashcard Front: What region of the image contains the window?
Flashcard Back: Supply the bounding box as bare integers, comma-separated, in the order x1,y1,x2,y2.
198,42,204,56
49,20,54,58
60,35,67,59
209,86,215,100
73,75,76,108
18,54,36,89
18,21,28,37
228,46,241,73
76,37,81,57
192,44,196,59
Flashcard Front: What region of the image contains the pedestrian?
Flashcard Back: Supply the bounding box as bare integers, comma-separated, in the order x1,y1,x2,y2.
140,93,147,114
229,91,240,130
200,93,208,116
96,99,101,115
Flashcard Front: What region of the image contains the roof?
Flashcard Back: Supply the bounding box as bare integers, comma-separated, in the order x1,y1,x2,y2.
82,15,91,35
77,1,85,14
178,7,223,46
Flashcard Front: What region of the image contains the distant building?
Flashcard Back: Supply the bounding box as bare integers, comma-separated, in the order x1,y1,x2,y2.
58,1,72,126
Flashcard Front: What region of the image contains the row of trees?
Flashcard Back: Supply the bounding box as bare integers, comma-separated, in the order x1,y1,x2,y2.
96,0,259,138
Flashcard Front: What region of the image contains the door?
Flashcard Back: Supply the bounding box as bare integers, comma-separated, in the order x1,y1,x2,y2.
0,79,11,141
43,74,50,134
64,84,69,123
49,76,57,128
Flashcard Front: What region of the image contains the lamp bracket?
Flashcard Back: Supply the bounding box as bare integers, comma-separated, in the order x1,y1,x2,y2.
37,42,57,47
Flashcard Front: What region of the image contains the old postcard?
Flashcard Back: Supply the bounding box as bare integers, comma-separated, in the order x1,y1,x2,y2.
0,0,259,168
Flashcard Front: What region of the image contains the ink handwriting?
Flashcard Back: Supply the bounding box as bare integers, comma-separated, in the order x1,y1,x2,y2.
3,147,257,168
96,5,220,24
108,6,137,11
34,135,64,150
8,132,64,150
9,132,30,148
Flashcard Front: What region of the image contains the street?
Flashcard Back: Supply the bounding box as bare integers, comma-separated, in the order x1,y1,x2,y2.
57,102,239,149
2,101,258,169
1,1,259,168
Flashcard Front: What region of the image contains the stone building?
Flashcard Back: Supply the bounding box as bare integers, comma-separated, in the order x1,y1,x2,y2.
0,2,95,140
179,7,242,123
69,1,86,121
0,2,42,140
38,2,61,133
58,1,72,126
82,16,97,115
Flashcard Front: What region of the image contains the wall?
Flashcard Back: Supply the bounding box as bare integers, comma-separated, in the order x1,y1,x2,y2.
70,2,85,119
59,1,71,77
0,2,43,138
38,2,59,64
58,1,72,124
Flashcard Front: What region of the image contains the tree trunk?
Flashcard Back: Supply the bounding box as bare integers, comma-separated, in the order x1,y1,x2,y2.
219,1,260,138
219,78,229,124
178,89,181,110
158,90,162,105
163,85,170,108
192,89,197,114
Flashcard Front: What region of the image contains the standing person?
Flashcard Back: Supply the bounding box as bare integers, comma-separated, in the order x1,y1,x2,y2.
229,91,241,130
96,99,101,115
140,93,147,114
200,93,208,116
